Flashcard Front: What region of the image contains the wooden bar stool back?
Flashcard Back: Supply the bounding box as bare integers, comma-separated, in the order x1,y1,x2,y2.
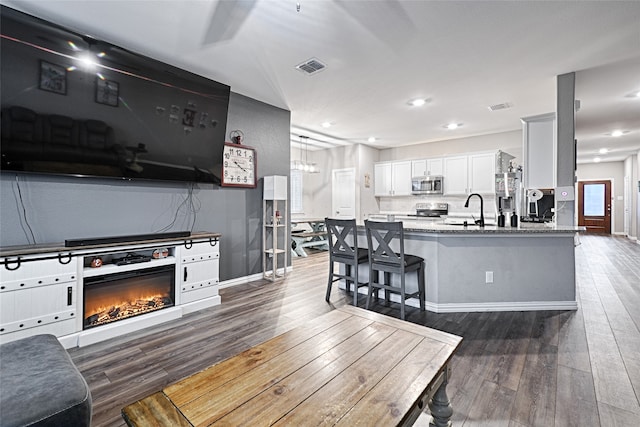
325,218,369,306
364,220,426,320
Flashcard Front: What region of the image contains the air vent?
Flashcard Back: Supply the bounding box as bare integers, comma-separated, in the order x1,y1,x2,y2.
488,102,513,111
296,58,326,75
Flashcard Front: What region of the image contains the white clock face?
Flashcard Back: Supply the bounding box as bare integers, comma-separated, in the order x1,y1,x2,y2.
223,145,255,186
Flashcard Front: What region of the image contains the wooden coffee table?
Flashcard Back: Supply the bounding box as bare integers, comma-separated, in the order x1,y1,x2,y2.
122,305,462,426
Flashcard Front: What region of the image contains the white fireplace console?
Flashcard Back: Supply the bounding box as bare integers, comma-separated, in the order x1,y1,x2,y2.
0,232,221,348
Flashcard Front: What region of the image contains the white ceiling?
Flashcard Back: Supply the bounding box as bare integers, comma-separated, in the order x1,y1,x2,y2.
6,0,640,164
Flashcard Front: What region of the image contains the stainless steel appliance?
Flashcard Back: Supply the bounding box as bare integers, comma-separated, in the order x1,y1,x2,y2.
414,202,448,217
411,176,443,195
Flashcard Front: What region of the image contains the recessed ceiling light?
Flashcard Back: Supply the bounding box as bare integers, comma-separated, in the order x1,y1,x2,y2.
367,137,376,143
444,123,463,130
599,148,608,154
409,98,426,107
625,90,640,98
594,157,601,163
611,130,624,137
321,121,332,128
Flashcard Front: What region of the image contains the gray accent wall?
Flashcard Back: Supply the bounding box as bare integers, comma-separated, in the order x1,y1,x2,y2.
0,92,291,281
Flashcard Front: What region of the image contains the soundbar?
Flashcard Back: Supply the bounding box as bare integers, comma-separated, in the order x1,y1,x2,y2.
65,231,191,247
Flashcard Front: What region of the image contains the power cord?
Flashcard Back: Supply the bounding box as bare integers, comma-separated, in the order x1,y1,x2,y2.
14,174,37,244
154,183,200,233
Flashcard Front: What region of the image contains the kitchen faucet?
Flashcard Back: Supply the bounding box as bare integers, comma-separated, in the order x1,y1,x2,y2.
464,193,485,227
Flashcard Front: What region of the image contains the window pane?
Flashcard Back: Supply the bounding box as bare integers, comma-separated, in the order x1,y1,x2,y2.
584,184,605,216
290,170,303,214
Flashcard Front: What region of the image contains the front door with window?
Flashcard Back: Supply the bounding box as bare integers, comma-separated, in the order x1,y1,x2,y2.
578,180,611,234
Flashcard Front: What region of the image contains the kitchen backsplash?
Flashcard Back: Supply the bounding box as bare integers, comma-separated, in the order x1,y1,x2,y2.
376,194,498,218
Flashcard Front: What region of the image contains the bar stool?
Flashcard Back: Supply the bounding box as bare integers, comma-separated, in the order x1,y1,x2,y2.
325,218,369,306
364,220,425,320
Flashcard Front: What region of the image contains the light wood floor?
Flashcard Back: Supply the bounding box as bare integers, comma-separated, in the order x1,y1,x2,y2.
68,234,640,426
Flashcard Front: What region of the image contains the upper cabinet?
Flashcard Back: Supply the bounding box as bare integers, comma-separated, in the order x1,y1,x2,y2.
443,156,468,195
411,158,443,177
468,152,495,194
522,113,556,190
444,152,495,195
374,161,412,196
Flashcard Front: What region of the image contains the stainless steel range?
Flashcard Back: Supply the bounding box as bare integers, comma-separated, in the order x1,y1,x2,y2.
415,202,448,217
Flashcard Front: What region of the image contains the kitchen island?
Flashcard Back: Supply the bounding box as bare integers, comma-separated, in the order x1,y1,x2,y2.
352,220,583,313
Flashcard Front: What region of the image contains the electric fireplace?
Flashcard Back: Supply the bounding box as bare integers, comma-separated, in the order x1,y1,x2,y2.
83,265,175,330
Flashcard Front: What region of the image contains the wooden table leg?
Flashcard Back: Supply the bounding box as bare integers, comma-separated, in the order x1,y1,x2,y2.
429,366,453,427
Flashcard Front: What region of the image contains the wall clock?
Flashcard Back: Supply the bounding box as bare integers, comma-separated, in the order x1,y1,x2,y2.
221,142,257,188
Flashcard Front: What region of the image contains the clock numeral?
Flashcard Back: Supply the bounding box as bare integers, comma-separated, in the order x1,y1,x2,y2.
244,176,248,183
224,152,230,159
248,155,253,162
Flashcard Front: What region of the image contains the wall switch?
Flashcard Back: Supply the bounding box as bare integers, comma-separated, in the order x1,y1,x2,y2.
485,271,494,283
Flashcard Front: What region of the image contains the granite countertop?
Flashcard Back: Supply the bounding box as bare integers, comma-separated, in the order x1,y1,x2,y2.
362,218,583,234
0,231,221,257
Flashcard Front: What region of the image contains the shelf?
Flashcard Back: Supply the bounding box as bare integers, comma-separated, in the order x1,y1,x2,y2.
83,256,176,278
264,249,286,255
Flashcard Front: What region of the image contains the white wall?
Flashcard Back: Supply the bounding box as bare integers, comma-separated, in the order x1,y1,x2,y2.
379,130,523,164
576,161,625,235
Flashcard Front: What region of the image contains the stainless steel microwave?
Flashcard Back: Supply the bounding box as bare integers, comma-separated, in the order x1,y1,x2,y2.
411,176,443,194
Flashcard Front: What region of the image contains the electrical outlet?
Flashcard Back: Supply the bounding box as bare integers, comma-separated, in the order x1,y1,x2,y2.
485,271,494,284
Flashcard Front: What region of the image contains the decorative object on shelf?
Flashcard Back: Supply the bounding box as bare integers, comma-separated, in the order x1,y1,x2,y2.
229,129,244,144
90,257,103,268
290,135,319,173
39,60,67,95
95,78,119,106
152,248,169,259
221,142,257,188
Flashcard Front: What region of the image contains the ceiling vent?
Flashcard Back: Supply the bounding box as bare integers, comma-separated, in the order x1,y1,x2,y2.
296,58,326,75
488,102,513,111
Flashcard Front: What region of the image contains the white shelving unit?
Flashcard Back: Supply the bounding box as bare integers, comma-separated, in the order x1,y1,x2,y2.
263,176,288,281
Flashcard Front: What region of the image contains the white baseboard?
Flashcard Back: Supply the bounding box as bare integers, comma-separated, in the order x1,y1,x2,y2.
219,266,294,289
423,300,578,313
345,285,578,313
181,295,222,315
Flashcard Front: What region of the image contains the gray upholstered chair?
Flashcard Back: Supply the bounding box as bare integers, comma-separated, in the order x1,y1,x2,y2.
325,218,369,306
364,220,425,320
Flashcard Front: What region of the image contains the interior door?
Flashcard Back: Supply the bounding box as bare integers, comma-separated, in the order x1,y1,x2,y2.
578,180,611,234
332,168,356,219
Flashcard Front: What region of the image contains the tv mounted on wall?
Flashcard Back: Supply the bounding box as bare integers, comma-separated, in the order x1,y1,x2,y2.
0,5,230,184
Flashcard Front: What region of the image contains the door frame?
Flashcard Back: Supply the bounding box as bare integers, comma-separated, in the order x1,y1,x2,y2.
577,178,613,234
331,167,356,219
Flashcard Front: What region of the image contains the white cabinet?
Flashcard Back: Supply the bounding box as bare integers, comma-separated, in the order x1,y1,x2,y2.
0,232,221,347
374,163,392,196
412,158,443,177
522,113,556,189
443,156,469,195
0,256,78,343
468,153,495,194
374,161,412,196
179,240,220,304
444,152,496,195
263,176,288,281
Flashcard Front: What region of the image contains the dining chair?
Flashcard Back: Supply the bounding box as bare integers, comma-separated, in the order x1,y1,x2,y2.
325,218,369,306
364,219,426,320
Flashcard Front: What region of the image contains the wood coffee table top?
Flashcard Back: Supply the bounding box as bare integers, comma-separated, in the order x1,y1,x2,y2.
122,305,462,426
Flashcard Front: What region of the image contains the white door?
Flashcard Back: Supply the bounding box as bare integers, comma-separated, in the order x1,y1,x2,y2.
332,168,356,219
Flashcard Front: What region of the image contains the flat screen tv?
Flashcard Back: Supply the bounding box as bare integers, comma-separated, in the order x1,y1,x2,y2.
0,5,230,184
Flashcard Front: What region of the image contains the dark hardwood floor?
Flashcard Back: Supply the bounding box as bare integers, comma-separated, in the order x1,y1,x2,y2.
68,234,640,426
